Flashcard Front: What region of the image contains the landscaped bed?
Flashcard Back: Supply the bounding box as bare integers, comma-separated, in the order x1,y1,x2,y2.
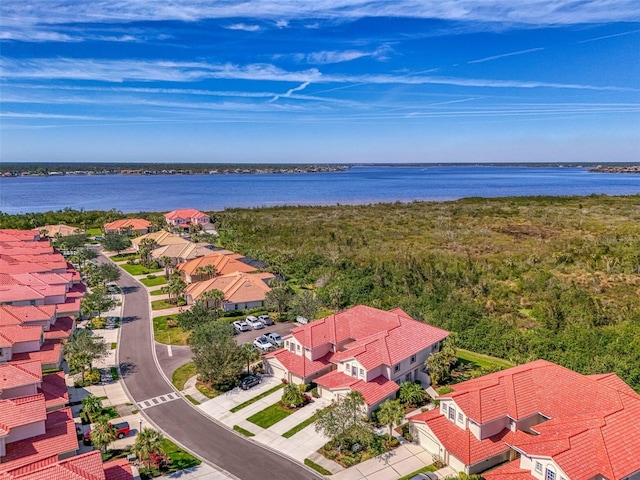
230,383,284,413
149,289,166,296
172,362,197,390
246,402,294,429
151,299,181,311
153,315,189,345
319,434,400,468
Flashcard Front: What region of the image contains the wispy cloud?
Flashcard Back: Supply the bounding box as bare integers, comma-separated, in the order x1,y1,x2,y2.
577,28,640,44
270,81,311,102
468,47,544,64
224,23,261,32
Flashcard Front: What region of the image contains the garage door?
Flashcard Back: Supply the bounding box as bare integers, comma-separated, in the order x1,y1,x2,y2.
270,364,286,381
415,425,440,456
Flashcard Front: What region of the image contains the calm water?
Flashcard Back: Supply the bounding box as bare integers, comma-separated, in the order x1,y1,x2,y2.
1,166,639,214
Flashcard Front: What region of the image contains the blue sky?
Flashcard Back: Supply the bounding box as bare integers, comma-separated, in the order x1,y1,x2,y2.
1,1,639,163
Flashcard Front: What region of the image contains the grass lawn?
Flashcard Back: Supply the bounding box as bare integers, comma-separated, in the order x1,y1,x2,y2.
121,264,163,276
172,362,197,391
282,406,329,438
397,465,437,480
161,438,201,472
110,252,139,262
233,425,255,437
230,384,284,413
140,275,168,287
151,299,178,311
247,402,294,429
110,367,119,381
110,342,117,349
153,315,189,345
85,228,102,237
185,395,200,405
149,289,166,296
457,348,514,370
304,459,332,476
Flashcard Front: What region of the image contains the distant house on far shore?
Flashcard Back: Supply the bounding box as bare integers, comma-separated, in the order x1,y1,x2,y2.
164,209,210,230
103,218,151,235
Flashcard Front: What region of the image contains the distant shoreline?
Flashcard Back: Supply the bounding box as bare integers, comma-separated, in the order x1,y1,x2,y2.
2,162,639,178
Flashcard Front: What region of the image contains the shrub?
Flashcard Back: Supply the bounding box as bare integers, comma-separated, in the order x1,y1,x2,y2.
84,369,101,385
311,387,320,398
388,437,400,448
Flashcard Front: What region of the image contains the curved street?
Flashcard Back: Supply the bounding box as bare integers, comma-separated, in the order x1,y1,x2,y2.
106,254,321,480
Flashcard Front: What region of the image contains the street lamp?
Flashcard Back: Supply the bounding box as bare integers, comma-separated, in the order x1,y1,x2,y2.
139,418,143,433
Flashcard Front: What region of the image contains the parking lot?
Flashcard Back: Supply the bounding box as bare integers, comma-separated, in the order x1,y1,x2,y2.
234,319,295,346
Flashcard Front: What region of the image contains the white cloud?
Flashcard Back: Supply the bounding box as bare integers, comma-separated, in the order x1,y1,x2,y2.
467,47,544,64
275,19,289,28
224,23,261,31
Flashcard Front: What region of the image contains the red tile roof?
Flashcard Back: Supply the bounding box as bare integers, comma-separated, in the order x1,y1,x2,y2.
43,316,74,340
0,230,40,242
164,209,209,220
0,324,43,347
39,372,69,410
103,218,151,232
483,460,536,480
0,408,77,472
315,370,359,389
315,371,400,406
0,305,56,327
0,450,132,480
177,252,256,277
11,340,62,367
185,271,273,304
0,394,47,436
264,349,333,378
411,408,529,465
0,360,42,393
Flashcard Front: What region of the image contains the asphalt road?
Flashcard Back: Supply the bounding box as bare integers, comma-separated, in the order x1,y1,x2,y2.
105,255,321,480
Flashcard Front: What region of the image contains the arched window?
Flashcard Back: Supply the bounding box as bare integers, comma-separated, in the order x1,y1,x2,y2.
545,466,556,480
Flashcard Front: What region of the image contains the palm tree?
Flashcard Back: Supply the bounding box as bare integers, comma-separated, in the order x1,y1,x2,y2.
399,381,426,407
81,394,103,422
238,343,260,375
194,264,216,281
90,418,117,453
282,382,305,408
133,427,165,469
200,288,225,311
376,399,405,438
160,256,173,278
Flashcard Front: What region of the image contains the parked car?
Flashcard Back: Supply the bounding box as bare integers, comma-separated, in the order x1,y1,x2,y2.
264,332,283,347
409,473,438,480
296,316,309,325
258,314,274,326
253,336,274,352
239,375,261,390
233,320,250,333
245,316,264,330
83,421,130,445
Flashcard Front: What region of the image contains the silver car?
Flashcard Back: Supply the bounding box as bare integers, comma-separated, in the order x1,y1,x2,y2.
245,316,264,330
253,336,273,352
258,314,274,326
233,320,250,333
264,332,283,347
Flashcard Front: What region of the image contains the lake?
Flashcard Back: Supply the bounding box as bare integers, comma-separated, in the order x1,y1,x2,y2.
1,166,638,214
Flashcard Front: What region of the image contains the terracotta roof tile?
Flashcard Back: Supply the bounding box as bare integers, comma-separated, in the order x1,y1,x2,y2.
185,271,273,304
164,209,209,220
43,316,74,340
0,394,47,436
483,460,536,480
103,458,133,480
177,252,255,277
351,375,400,406
11,340,62,367
0,305,56,327
39,371,69,410
264,349,332,378
103,218,151,232
0,360,42,392
0,324,43,346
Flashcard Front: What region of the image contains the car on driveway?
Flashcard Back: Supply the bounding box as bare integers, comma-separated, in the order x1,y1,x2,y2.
258,314,274,326
239,375,261,390
253,336,274,352
233,320,250,333
409,473,438,480
245,316,264,330
264,332,283,347
83,421,130,445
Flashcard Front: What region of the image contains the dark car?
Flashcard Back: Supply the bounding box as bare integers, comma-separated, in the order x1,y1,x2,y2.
239,375,261,390
409,473,438,480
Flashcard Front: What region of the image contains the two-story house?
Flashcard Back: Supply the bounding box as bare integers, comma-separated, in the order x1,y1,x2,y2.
263,305,450,415
164,209,210,229
409,360,640,479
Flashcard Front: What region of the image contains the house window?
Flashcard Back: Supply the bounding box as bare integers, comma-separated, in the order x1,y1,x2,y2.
410,354,416,364
394,364,400,372
535,462,542,473
296,344,301,352
352,365,357,376
442,404,447,414
345,363,350,372
458,412,463,423
545,469,556,480
449,407,456,421
359,368,364,377
289,343,295,352
405,372,412,382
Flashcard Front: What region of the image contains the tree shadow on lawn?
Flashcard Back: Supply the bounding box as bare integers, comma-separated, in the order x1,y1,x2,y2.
119,361,137,379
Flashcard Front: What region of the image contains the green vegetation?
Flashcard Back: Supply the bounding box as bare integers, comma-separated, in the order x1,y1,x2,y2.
151,299,176,311
283,407,329,438
86,228,103,237
110,342,117,349
122,263,162,276
247,402,294,429
215,196,640,391
397,465,438,480
172,362,197,390
185,395,200,405
456,348,514,370
233,425,255,437
150,289,166,296
304,458,332,476
110,367,119,381
153,315,189,345
195,382,219,399
110,252,139,262
141,275,168,287
230,384,285,413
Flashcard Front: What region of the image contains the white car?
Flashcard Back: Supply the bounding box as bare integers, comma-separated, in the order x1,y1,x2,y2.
258,314,274,326
245,316,264,330
264,332,283,347
253,336,273,352
233,320,250,333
